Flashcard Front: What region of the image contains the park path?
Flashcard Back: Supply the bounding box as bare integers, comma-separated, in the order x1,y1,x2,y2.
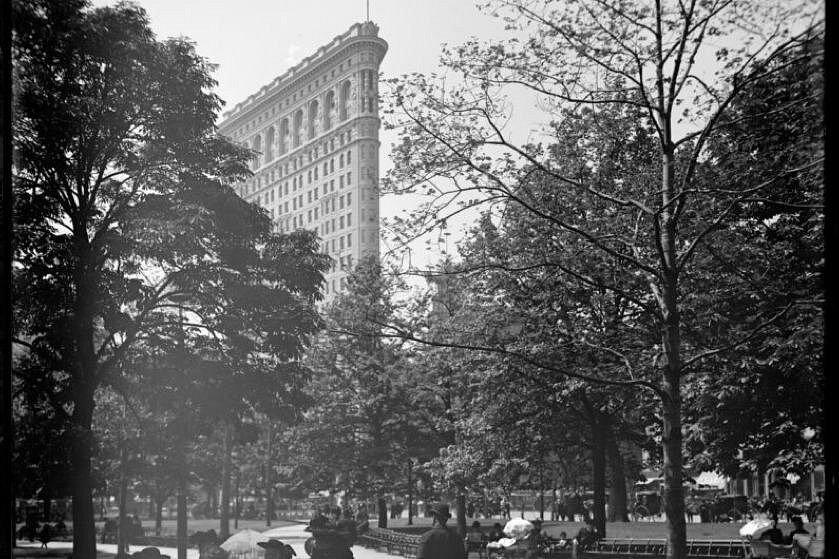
17,523,400,559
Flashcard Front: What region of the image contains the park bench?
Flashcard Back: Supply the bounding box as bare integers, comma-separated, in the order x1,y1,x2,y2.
358,527,421,557
748,540,793,558
360,529,747,559
580,538,745,559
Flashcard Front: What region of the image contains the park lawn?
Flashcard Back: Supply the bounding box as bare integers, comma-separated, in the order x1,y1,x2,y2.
90,517,301,534
14,548,115,559
383,518,812,540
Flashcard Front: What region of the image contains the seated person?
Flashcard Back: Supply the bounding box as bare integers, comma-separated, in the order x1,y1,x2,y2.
759,520,784,545
466,521,484,540
528,520,546,549
785,516,809,544
308,507,330,530
488,523,504,542
574,517,600,549
555,532,569,549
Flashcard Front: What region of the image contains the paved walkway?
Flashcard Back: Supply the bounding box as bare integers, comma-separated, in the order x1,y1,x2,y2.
18,524,400,559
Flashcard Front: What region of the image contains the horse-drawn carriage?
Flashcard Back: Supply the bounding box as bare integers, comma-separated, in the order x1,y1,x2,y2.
706,494,751,522
631,490,661,521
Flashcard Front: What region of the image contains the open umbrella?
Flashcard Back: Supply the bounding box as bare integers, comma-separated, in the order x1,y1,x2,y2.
739,519,773,539
221,529,264,556
503,518,534,540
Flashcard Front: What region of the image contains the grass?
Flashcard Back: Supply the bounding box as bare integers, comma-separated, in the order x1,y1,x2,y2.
383,517,815,540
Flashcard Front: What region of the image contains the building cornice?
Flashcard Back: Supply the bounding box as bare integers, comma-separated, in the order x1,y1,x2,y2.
219,21,387,131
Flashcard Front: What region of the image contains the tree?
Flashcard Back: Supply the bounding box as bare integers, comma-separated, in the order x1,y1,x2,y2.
11,1,329,555
682,31,824,480
382,2,823,556
290,259,432,512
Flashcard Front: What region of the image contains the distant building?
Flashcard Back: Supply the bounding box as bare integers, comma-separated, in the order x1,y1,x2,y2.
219,21,387,296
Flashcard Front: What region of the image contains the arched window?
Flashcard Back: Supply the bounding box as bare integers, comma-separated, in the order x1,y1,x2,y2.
265,126,275,162
339,80,351,121
308,100,319,140
293,109,303,148
252,134,262,169
324,90,335,131
279,118,289,155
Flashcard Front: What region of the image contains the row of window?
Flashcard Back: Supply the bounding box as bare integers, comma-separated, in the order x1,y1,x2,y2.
243,135,354,195
249,80,359,169
232,56,360,137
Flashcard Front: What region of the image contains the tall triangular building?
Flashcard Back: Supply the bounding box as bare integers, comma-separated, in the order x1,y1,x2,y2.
219,22,387,296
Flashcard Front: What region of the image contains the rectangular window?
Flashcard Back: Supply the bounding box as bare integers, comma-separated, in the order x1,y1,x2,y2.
307,170,312,182
347,213,351,226
314,167,318,180
347,233,352,247
347,172,352,185
347,192,352,205
340,237,345,250
347,149,352,164
330,180,335,192
323,162,328,175
340,216,345,229
340,175,344,188
339,195,344,209
330,159,335,173
332,218,335,231
293,198,297,210
308,210,312,223
314,186,319,199
314,208,319,220
331,239,335,252
284,202,288,212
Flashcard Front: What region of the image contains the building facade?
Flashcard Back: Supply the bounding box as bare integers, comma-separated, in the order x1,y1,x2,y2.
219,21,387,296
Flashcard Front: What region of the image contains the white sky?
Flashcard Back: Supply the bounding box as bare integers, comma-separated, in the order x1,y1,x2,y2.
90,0,539,273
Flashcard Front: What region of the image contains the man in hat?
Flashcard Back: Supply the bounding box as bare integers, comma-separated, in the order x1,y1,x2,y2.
785,516,809,544
257,539,296,559
417,504,466,559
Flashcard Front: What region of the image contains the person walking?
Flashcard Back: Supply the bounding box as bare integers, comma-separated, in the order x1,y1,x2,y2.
417,504,466,559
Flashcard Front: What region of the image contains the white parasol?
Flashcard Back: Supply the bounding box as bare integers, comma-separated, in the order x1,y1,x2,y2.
739,519,773,538
221,529,264,556
503,518,534,540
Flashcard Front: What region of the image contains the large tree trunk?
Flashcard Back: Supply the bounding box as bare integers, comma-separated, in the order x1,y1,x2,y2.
70,381,97,558
70,275,101,558
591,424,608,538
177,482,187,559
407,460,413,526
219,425,232,539
117,446,129,559
234,471,239,530
607,435,628,522
155,499,163,536
456,493,467,537
377,497,387,529
660,144,687,559
265,421,273,527
580,392,608,537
